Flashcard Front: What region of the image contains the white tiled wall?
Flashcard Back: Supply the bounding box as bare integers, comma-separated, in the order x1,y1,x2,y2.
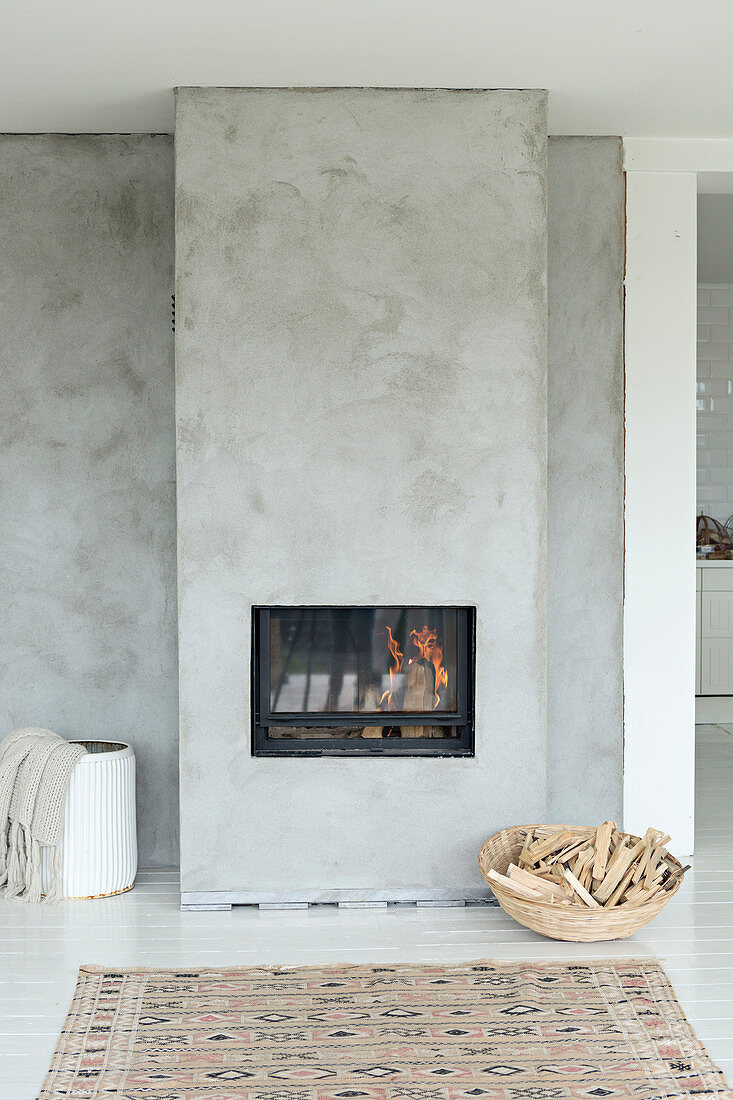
698,284,733,524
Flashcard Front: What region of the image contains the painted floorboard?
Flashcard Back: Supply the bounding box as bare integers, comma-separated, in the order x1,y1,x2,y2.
0,724,732,1099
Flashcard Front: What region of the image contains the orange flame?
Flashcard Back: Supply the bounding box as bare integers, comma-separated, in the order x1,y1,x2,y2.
378,625,403,712
410,625,448,709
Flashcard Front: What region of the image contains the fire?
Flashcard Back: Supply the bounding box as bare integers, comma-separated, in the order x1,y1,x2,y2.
378,625,403,712
409,625,448,709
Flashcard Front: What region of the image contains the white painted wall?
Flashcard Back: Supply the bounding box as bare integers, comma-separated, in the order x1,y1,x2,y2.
624,171,697,856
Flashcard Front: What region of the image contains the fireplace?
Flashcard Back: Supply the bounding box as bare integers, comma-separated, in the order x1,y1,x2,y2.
252,606,475,756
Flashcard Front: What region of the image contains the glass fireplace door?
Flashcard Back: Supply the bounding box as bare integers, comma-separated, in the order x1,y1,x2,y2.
252,606,475,756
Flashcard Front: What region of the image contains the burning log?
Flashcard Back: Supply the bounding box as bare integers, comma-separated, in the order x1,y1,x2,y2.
360,684,383,738
402,658,436,738
359,621,448,739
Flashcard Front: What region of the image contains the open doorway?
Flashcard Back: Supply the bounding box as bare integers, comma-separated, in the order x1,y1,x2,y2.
695,177,733,845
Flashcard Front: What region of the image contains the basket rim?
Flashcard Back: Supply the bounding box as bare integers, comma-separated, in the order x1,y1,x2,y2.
478,824,684,915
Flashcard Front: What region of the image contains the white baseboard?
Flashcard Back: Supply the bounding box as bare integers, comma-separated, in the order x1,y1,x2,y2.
696,696,733,724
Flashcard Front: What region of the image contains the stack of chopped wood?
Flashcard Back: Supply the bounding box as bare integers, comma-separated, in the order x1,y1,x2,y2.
486,823,689,909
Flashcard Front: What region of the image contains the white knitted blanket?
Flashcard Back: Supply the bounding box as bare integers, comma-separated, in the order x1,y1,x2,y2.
0,728,87,903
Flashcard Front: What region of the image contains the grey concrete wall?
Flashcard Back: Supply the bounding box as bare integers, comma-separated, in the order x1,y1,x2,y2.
0,135,178,866
547,137,624,825
176,87,548,900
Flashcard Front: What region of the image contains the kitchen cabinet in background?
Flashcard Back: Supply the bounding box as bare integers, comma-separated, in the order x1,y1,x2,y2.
698,565,733,695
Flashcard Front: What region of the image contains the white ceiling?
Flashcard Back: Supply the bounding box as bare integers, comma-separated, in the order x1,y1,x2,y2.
2,0,733,135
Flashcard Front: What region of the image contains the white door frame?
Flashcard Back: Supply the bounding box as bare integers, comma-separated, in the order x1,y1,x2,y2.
623,139,733,856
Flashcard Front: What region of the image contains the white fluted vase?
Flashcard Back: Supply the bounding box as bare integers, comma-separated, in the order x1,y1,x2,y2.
42,741,137,899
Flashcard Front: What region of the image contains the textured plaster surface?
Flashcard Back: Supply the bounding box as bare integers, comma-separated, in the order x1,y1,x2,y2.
547,137,624,825
0,136,178,866
176,87,548,897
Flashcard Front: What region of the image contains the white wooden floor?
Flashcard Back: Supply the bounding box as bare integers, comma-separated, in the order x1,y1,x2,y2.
3,724,733,1099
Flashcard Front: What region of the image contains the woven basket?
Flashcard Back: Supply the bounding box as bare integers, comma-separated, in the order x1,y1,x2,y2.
697,512,732,547
478,824,684,942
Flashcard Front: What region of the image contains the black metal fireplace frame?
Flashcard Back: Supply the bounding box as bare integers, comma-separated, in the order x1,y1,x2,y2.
251,605,476,757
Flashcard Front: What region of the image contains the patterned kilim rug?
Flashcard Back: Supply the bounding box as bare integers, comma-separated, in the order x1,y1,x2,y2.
39,959,732,1099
